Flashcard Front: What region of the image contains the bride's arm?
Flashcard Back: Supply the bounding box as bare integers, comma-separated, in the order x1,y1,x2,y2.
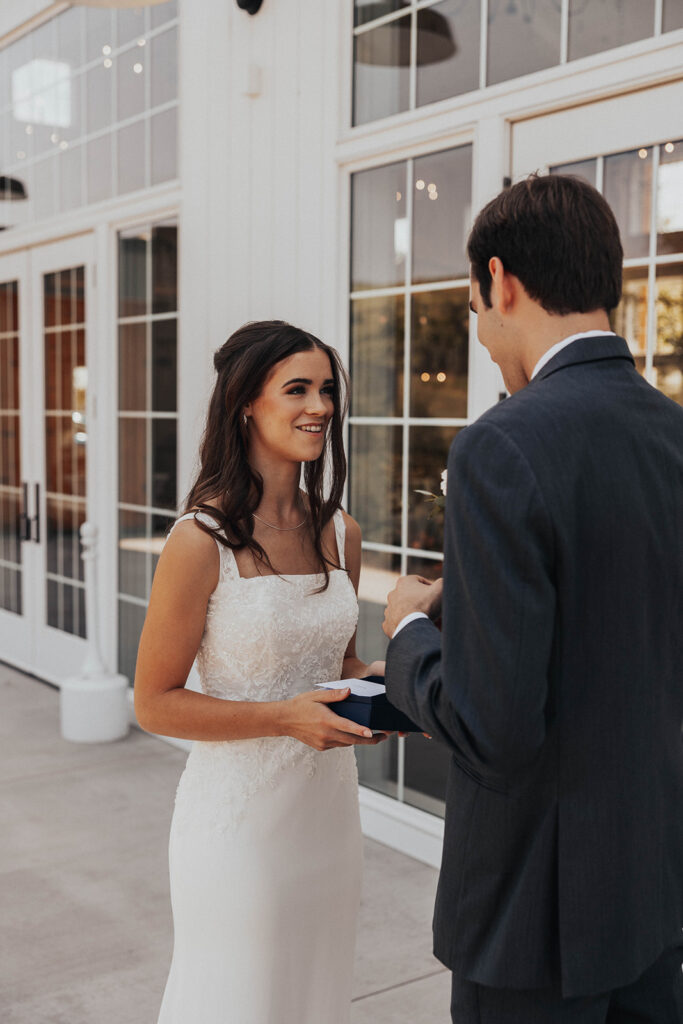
134,520,381,749
339,512,385,681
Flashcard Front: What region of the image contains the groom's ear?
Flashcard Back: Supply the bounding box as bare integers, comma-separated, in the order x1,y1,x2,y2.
489,257,519,316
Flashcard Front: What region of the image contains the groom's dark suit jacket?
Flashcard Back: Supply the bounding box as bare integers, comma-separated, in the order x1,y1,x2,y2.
386,335,683,998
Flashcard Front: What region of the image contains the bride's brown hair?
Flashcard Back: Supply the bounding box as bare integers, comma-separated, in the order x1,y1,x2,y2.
183,320,350,590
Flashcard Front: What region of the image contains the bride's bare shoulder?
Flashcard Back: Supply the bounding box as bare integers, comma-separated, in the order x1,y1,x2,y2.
159,512,221,580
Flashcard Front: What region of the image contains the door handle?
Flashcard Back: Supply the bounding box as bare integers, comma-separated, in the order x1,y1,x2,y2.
18,482,31,542
31,482,40,544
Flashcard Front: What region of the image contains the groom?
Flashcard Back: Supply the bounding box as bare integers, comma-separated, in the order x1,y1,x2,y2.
383,174,683,1022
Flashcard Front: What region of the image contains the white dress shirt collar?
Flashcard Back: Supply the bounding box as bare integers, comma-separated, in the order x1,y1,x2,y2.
531,330,616,381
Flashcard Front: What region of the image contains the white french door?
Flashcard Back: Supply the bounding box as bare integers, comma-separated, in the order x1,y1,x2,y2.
0,235,96,681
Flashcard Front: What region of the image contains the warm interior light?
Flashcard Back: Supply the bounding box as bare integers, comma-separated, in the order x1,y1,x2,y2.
436,372,447,382
638,148,648,159
416,179,425,190
421,372,430,382
664,142,675,154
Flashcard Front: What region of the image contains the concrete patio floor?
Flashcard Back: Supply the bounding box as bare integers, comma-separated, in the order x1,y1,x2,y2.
1,664,451,1023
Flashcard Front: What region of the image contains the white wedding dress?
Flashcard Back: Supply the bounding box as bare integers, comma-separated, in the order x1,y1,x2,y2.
157,510,363,1024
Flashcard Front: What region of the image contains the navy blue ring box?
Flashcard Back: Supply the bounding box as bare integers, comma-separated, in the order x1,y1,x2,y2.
326,675,421,733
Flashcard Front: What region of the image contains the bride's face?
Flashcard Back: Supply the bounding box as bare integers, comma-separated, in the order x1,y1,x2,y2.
244,347,335,464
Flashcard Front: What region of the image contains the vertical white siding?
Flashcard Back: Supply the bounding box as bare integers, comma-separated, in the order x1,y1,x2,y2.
178,0,342,493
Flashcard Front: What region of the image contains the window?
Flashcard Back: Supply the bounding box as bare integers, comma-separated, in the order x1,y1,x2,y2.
0,1,178,222
352,0,675,127
117,221,178,684
552,138,683,406
349,143,472,816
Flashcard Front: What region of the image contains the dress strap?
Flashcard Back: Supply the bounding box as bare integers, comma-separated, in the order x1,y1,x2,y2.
332,509,346,570
168,511,239,581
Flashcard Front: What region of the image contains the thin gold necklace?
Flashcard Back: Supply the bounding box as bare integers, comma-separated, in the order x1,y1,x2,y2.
253,510,307,531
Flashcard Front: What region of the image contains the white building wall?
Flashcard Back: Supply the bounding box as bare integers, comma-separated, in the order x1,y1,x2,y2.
179,0,345,496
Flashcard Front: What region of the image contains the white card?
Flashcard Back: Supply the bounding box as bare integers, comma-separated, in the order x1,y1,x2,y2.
317,678,386,698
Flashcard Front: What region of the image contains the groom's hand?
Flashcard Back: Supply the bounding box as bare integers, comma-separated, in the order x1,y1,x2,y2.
383,575,443,638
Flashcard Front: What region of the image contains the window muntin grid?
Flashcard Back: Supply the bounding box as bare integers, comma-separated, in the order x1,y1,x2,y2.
352,0,679,127
0,1,178,223
551,137,683,406
349,144,472,817
117,220,178,685
44,267,87,637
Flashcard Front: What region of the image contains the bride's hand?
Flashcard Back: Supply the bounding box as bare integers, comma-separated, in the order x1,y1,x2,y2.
278,689,388,751
362,660,386,678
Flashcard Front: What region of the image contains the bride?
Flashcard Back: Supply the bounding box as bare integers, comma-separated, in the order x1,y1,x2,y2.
134,320,386,1024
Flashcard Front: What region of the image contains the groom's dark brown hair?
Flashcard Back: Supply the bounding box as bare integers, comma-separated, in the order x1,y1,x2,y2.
467,173,623,316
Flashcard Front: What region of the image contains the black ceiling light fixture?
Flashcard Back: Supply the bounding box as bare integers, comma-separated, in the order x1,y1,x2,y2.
355,1,455,67
236,0,264,13
0,176,28,201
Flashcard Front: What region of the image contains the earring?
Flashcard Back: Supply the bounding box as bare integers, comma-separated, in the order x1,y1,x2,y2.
243,413,248,427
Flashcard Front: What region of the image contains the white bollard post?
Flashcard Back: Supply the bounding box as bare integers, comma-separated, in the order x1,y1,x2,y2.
60,522,130,743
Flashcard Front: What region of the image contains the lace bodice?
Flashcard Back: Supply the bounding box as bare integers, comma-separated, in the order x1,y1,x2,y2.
169,508,360,833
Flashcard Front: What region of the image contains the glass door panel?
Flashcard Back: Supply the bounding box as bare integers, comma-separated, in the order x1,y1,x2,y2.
28,234,94,680
43,267,87,638
0,281,22,616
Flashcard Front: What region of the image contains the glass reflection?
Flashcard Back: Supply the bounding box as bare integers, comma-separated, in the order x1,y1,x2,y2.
151,419,177,509
350,295,404,418
357,548,400,664
152,320,177,412
655,263,683,406
152,224,178,313
412,146,472,283
86,133,113,204
151,27,178,108
351,161,407,291
46,496,84,583
84,7,114,64
603,147,652,259
85,62,112,136
410,289,469,418
60,143,83,213
119,230,148,317
408,425,460,552
550,158,597,188
353,15,411,126
663,0,683,32
116,48,146,123
119,418,147,506
119,323,147,412
487,0,560,86
119,508,149,600
657,139,683,255
151,0,178,29
117,120,146,196
568,0,655,61
47,578,85,637
116,7,147,48
350,424,402,546
150,106,177,184
354,0,404,28
416,0,479,107
610,268,648,375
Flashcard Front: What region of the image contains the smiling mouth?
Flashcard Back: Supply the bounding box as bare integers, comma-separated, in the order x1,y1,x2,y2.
297,425,324,433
